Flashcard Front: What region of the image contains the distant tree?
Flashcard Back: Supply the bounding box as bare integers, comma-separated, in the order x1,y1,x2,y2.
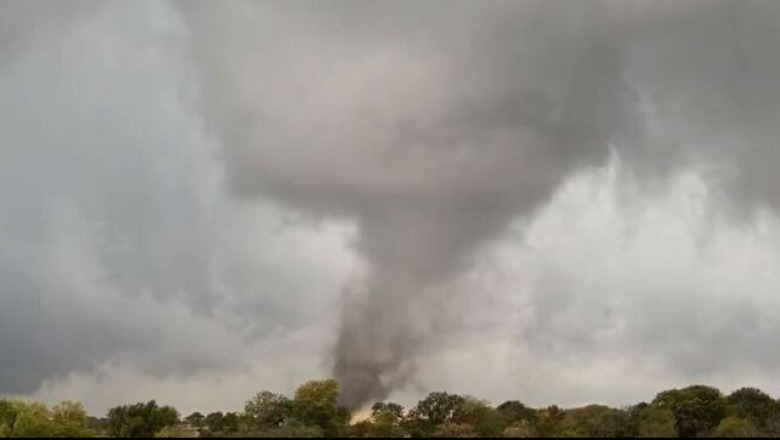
11,402,57,438
85,416,107,433
50,401,92,437
251,419,324,438
363,402,405,437
290,379,349,437
245,391,292,431
559,405,630,438
204,411,224,433
497,400,538,427
184,412,205,428
433,420,478,438
371,402,404,420
713,416,761,438
295,380,339,405
536,405,565,437
0,400,22,436
220,412,240,433
637,406,675,438
106,400,179,438
415,392,465,426
596,407,632,438
653,385,726,437
726,387,780,429
625,402,648,437
765,398,780,437
155,424,194,438
7,379,777,439
404,391,465,437
451,396,503,437
0,400,93,438
502,422,536,438
347,419,373,438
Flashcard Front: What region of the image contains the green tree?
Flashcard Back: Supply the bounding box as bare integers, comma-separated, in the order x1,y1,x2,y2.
106,400,179,438
12,402,57,438
204,411,225,433
245,391,292,432
184,412,204,428
294,380,339,406
290,379,349,437
637,406,675,438
371,402,404,420
252,421,324,438
359,402,405,438
220,412,240,433
0,400,94,438
559,405,630,438
404,391,465,437
85,416,107,433
348,419,373,438
536,405,565,437
451,396,503,437
624,402,648,437
726,387,780,430
50,401,92,437
713,416,760,438
502,422,536,438
155,424,194,438
653,385,726,437
432,421,478,438
497,400,538,427
497,401,539,438
0,400,22,436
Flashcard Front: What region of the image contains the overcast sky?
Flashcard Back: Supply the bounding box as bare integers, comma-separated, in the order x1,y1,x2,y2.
3,0,780,416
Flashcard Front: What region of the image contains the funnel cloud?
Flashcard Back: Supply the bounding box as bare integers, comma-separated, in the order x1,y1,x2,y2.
174,0,780,409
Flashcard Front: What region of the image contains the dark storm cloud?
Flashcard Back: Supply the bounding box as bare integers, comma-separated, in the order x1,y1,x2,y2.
176,0,636,409
4,0,780,412
622,0,780,214
176,0,780,409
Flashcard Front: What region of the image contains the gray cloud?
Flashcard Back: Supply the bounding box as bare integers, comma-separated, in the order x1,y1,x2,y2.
176,0,642,409
623,1,780,215
177,0,780,409
4,0,780,414
400,164,780,408
0,0,353,396
179,0,780,409
0,0,103,71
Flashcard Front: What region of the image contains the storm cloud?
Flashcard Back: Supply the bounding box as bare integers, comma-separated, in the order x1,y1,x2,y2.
175,0,780,409
3,0,780,415
0,0,355,402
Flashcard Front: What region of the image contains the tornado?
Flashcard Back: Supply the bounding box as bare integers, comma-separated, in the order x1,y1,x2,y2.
175,0,780,410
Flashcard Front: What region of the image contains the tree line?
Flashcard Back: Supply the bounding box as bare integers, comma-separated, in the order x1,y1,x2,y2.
2,380,779,437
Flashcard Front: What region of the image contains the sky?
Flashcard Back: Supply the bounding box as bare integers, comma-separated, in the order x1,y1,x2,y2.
2,0,780,416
